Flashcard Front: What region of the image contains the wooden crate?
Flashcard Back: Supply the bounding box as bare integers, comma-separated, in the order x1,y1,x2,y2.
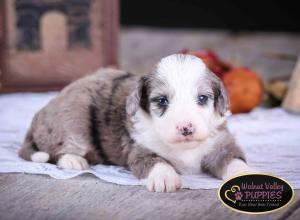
0,0,119,92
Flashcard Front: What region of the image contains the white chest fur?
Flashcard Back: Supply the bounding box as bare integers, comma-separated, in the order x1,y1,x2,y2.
132,132,214,175
137,138,211,175
131,111,216,175
156,143,214,175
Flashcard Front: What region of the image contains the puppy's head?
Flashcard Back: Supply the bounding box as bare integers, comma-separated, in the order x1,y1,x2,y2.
127,54,230,149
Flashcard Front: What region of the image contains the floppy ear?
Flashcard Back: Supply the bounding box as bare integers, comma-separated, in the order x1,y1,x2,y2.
211,74,230,116
126,76,150,116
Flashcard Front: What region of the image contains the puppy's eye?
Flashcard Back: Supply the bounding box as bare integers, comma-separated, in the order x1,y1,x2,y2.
158,97,169,107
197,95,208,105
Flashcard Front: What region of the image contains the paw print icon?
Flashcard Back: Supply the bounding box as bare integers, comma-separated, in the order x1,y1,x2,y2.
235,192,243,201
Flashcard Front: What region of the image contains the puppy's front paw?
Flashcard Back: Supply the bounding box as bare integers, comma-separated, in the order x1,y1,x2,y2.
146,162,181,193
222,159,256,180
57,154,89,171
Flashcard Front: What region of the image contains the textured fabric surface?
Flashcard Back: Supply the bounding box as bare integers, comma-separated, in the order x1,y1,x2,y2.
0,92,299,189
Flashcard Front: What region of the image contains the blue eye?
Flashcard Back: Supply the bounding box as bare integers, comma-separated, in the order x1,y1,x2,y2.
197,95,208,105
158,97,169,107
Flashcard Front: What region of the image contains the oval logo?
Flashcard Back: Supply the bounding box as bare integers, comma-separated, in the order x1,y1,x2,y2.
218,174,295,214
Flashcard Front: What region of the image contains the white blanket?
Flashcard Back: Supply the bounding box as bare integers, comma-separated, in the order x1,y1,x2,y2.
0,92,299,189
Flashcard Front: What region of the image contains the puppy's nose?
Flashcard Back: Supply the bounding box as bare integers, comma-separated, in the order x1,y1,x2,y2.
177,123,195,136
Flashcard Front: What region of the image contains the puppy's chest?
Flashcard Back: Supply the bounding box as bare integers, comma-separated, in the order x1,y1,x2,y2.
162,147,211,175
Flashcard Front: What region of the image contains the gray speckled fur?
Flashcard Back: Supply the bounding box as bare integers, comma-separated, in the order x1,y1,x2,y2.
19,69,170,178
200,124,245,179
19,65,245,180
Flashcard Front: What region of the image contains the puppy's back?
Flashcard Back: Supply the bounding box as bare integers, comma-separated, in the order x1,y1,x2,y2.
19,68,138,164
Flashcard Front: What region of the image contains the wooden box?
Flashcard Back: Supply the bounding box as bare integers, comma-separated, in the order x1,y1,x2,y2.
0,0,119,92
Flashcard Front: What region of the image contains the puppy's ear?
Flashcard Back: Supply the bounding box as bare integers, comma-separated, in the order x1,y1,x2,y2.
126,76,150,116
211,74,230,116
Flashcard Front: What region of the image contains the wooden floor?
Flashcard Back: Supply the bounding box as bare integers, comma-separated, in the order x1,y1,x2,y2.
0,174,299,220
1,28,300,220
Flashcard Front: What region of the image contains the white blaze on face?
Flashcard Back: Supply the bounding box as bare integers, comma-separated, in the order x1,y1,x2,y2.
150,54,222,149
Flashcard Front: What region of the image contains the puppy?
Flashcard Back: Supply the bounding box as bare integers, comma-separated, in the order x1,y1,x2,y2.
19,54,253,192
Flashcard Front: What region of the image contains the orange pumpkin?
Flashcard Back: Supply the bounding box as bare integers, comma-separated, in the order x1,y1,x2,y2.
223,68,263,113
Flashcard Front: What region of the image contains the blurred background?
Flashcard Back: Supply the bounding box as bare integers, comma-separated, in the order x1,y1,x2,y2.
120,0,300,113
120,0,299,77
1,0,300,113
121,0,299,31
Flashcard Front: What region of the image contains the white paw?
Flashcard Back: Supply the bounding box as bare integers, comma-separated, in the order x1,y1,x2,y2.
222,159,256,180
31,151,50,163
146,162,181,193
57,154,89,171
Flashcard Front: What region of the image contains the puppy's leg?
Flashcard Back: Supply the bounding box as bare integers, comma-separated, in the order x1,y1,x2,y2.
57,153,89,171
201,142,254,180
128,147,181,192
19,127,50,163
19,130,89,170
221,158,255,180
146,162,182,193
55,137,92,171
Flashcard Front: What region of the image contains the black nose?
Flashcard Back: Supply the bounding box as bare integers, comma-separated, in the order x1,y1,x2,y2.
181,126,193,136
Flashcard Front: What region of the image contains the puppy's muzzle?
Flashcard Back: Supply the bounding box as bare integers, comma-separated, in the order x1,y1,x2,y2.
176,123,195,137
